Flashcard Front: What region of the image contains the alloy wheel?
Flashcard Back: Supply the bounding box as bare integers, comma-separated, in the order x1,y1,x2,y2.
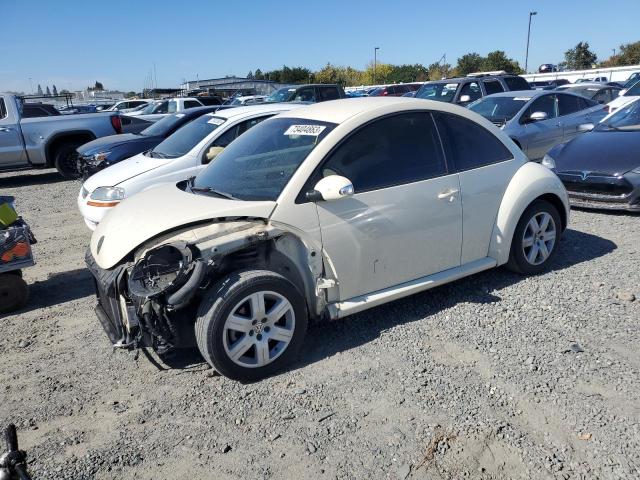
522,211,557,266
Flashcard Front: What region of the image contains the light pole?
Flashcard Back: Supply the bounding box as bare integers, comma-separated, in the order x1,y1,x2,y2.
374,47,380,84
525,11,537,73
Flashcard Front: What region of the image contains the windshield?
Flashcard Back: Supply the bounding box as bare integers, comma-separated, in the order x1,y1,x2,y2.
192,117,336,201
624,73,640,89
415,83,459,102
266,88,295,103
149,114,225,159
141,112,195,137
624,80,640,96
469,96,529,122
596,99,640,131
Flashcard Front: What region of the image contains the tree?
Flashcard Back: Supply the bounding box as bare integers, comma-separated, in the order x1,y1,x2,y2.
52,85,58,96
60,89,70,94
89,81,105,91
125,91,137,98
427,62,452,80
482,50,523,74
387,64,429,83
254,68,264,80
37,84,43,95
601,41,640,67
45,86,51,96
564,42,597,70
455,53,484,76
363,62,393,84
246,70,254,79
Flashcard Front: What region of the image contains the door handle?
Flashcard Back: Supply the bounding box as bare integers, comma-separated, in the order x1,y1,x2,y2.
437,188,459,200
0,127,13,133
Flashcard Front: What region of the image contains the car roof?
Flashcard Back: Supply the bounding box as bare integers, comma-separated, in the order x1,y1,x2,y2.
210,102,301,120
484,90,543,99
558,83,612,89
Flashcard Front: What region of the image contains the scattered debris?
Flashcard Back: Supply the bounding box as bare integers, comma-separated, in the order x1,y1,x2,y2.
578,432,592,441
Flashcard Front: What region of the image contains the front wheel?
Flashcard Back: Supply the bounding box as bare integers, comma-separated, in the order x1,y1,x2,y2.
506,200,561,275
195,270,308,381
54,143,82,179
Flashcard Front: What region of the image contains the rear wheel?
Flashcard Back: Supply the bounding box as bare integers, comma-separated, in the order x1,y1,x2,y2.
507,200,561,275
54,143,83,179
195,269,308,381
0,273,29,314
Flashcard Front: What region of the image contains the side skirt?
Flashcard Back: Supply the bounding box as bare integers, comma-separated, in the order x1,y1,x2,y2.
327,257,497,319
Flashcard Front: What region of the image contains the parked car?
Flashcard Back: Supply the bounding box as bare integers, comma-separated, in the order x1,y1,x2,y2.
77,106,220,179
530,79,571,90
623,72,640,89
125,97,204,123
555,83,622,104
225,95,267,106
468,90,607,161
415,72,531,107
0,93,122,178
194,96,224,106
107,99,153,113
265,84,346,103
368,84,413,97
606,80,640,114
86,97,569,381
538,64,558,73
542,98,640,211
78,103,302,230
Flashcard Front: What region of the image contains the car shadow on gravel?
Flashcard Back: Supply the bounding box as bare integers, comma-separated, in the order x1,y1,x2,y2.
11,268,95,315
0,171,67,188
289,228,617,374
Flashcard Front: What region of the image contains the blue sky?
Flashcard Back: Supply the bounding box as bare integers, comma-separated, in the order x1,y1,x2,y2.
2,0,639,93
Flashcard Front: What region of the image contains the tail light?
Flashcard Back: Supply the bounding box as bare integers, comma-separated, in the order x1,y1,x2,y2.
382,90,388,96
110,115,122,134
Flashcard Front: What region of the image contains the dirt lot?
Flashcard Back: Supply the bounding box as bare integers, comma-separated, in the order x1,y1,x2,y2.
1,168,639,480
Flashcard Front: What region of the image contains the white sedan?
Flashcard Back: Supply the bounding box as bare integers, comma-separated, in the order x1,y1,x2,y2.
606,80,640,115
87,97,569,381
78,103,301,230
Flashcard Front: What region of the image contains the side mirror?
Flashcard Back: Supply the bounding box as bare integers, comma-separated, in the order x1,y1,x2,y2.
619,89,627,96
459,95,471,103
527,111,549,123
204,146,224,164
306,175,354,202
578,123,594,132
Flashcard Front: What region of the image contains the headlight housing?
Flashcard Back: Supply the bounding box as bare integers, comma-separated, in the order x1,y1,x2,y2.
87,152,111,166
128,244,193,299
89,186,125,202
541,154,556,170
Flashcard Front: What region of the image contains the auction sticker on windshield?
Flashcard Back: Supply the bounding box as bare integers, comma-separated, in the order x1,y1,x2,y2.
207,117,225,125
513,97,530,101
284,125,326,136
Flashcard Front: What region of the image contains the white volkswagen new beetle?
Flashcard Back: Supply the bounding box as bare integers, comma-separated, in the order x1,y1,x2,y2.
78,103,301,230
87,98,569,381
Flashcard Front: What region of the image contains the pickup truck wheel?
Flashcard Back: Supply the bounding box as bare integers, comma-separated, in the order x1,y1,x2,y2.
0,273,29,314
506,200,561,275
195,270,308,382
54,143,82,179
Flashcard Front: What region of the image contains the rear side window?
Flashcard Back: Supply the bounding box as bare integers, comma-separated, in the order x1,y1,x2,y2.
320,112,447,192
184,100,201,109
557,94,585,116
319,87,340,101
483,80,504,95
503,76,531,90
434,112,512,171
0,99,7,119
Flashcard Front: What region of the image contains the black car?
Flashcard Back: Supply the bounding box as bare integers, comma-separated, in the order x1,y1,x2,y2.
544,99,640,212
414,73,530,107
265,84,346,103
77,106,218,179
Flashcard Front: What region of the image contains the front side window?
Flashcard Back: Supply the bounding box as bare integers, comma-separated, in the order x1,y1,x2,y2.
523,95,557,121
459,82,481,102
415,82,459,103
149,114,224,159
319,112,446,193
193,118,336,201
483,80,504,95
294,88,317,102
434,112,512,171
266,87,296,103
469,96,529,123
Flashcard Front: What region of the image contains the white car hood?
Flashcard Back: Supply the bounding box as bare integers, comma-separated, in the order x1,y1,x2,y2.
83,153,171,192
90,182,277,269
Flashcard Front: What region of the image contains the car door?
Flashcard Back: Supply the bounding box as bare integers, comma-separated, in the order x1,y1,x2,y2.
0,98,27,167
557,93,597,143
311,112,462,300
433,112,521,264
518,94,561,161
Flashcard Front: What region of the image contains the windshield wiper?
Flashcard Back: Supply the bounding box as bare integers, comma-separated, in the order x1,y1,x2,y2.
190,185,239,200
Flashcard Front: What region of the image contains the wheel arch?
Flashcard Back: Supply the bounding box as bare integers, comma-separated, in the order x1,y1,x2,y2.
45,130,96,166
489,162,570,265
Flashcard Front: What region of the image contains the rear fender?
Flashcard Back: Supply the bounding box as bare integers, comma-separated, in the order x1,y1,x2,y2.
489,162,569,265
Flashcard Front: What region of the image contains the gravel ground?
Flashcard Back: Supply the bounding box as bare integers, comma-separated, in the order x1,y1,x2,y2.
1,168,638,480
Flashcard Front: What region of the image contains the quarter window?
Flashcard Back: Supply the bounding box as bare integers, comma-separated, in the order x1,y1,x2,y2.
434,112,512,171
320,112,447,193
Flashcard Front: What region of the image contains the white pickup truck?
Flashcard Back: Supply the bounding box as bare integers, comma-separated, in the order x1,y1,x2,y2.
0,93,124,178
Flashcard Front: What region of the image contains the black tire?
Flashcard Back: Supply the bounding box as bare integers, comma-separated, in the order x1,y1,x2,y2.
195,269,308,382
506,199,561,275
53,143,82,179
0,273,29,314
